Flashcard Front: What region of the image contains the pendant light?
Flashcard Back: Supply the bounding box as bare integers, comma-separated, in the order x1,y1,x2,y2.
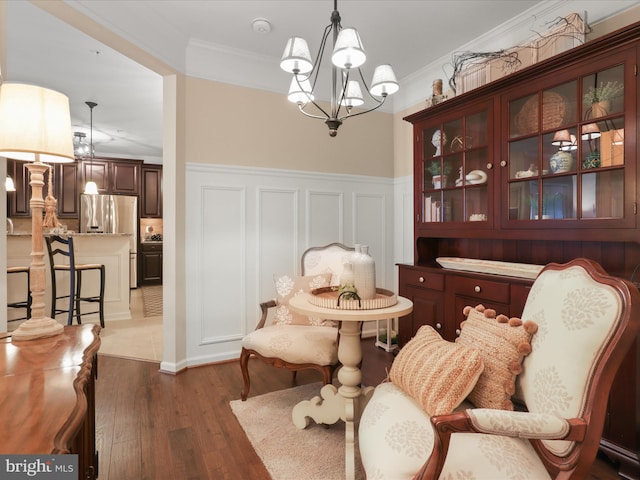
5,175,16,192
83,101,98,195
280,0,399,137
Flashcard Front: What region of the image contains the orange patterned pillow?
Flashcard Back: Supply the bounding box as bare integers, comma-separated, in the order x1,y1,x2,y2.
457,304,538,410
389,325,484,416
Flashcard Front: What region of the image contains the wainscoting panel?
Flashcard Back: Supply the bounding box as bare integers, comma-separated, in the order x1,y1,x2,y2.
257,187,299,316
185,164,398,366
353,192,388,286
306,190,344,247
186,181,247,363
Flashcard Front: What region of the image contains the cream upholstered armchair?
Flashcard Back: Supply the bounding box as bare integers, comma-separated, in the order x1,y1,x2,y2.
359,258,640,479
240,243,354,401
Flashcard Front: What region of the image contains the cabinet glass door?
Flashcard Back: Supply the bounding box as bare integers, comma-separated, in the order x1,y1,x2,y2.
505,63,628,225
420,108,490,224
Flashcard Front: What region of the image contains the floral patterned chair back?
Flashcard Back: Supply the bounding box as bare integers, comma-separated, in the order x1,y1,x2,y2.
517,259,629,458
301,242,355,285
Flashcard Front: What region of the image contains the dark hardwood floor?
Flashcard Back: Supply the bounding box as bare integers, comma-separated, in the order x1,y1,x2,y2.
96,339,623,479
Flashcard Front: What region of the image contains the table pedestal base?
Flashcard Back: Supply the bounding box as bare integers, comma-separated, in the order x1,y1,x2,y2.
292,383,374,480
292,319,374,480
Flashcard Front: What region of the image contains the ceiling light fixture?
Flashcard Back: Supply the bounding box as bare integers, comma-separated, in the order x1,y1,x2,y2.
280,0,399,137
73,132,91,159
83,101,99,195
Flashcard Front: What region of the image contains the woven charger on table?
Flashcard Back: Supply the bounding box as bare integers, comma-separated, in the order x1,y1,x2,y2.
515,91,566,135
308,287,397,310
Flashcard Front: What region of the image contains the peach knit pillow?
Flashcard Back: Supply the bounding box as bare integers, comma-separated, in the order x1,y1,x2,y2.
457,304,538,410
389,325,484,416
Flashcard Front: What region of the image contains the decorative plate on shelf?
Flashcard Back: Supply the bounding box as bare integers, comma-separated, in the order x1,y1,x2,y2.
436,257,544,279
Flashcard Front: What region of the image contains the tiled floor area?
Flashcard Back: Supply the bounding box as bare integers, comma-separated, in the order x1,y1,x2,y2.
98,287,163,362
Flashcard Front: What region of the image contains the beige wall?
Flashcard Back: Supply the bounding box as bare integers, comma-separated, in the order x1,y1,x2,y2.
589,4,640,40
185,77,395,177
393,103,424,178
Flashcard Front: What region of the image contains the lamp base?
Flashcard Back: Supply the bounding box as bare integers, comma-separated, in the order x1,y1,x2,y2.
11,317,64,342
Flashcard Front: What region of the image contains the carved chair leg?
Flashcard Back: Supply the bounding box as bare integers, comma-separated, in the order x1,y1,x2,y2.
240,348,251,401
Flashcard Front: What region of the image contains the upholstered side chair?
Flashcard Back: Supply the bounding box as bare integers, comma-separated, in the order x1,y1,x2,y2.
240,243,354,401
359,258,640,479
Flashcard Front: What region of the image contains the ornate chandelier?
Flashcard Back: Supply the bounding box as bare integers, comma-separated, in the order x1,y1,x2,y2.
280,0,399,137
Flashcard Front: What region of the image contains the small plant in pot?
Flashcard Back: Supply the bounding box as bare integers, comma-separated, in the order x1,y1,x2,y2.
584,81,624,118
427,161,453,188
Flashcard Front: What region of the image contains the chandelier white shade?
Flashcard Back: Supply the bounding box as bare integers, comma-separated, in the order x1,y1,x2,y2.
370,65,400,97
341,81,364,107
331,27,366,69
280,0,399,136
0,83,74,163
280,37,313,74
288,77,314,104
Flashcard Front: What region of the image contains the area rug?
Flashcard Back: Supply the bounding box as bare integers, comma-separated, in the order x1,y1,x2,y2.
142,285,163,317
230,382,363,480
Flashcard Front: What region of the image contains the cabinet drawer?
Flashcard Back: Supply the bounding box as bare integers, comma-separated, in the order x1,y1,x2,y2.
450,276,509,303
400,269,444,291
141,243,163,252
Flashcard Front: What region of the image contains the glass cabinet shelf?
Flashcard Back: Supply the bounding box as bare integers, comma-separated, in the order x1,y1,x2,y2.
506,63,626,223
419,108,491,224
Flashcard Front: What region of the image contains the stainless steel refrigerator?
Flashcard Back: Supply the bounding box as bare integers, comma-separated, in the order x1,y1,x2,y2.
80,194,138,288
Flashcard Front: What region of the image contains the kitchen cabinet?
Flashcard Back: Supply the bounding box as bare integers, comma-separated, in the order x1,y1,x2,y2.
402,22,640,477
80,157,142,195
141,242,162,284
111,160,140,195
141,164,162,218
7,159,79,218
56,162,80,217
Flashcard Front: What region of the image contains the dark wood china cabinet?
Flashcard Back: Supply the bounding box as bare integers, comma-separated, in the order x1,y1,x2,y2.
401,22,640,478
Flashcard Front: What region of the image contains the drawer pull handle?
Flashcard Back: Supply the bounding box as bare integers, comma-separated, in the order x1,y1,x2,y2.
418,277,425,283
474,285,481,293
436,323,442,329
455,328,461,336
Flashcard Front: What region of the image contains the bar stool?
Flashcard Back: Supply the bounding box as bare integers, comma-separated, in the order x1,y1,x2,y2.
45,235,105,328
7,266,32,322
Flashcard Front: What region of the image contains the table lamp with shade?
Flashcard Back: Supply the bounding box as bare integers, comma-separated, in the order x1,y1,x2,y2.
0,83,75,341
